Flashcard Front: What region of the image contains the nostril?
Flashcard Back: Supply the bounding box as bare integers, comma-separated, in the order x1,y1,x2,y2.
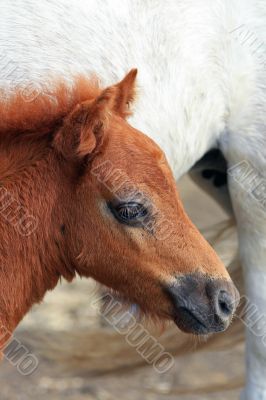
219,299,231,316
217,290,234,318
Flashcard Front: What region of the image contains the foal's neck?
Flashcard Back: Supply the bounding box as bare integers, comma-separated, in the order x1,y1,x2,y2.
0,138,74,337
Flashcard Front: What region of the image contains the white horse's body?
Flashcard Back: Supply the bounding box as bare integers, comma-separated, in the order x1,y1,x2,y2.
1,0,266,398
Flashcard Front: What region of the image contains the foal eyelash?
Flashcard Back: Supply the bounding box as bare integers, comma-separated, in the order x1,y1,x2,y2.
108,201,148,225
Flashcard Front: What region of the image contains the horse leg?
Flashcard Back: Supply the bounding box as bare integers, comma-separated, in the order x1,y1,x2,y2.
189,149,233,216
228,160,266,400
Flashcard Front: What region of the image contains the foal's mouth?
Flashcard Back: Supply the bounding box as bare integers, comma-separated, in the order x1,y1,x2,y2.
164,273,239,336
173,307,211,335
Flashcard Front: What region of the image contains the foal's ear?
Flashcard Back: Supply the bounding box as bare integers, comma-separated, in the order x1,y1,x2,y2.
54,88,115,160
111,68,138,118
53,69,138,160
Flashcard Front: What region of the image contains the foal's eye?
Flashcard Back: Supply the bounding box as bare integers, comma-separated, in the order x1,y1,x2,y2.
108,202,148,226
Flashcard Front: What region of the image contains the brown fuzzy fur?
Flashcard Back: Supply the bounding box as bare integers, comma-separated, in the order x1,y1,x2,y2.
0,70,230,349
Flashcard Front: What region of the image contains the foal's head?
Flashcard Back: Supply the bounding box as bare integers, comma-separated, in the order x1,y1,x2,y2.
0,70,239,337
52,70,239,335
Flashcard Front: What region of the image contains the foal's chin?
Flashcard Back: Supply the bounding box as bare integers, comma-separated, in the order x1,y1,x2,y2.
105,299,231,337
173,310,231,336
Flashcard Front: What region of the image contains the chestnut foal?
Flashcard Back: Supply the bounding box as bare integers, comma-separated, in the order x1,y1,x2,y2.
0,70,238,349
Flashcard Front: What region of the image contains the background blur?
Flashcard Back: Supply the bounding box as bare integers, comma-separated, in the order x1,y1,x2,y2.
0,175,244,400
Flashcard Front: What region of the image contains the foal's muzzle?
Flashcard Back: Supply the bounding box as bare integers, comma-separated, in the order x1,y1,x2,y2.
165,274,240,335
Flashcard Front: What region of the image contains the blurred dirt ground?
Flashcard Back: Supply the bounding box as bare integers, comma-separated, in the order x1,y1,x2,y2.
0,176,244,399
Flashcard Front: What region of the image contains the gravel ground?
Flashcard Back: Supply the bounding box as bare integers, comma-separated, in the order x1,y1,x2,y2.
0,342,244,400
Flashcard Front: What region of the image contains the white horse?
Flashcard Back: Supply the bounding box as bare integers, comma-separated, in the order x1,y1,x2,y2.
1,0,266,398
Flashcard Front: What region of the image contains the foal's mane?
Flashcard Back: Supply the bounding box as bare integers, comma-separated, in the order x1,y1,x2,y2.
0,76,101,136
